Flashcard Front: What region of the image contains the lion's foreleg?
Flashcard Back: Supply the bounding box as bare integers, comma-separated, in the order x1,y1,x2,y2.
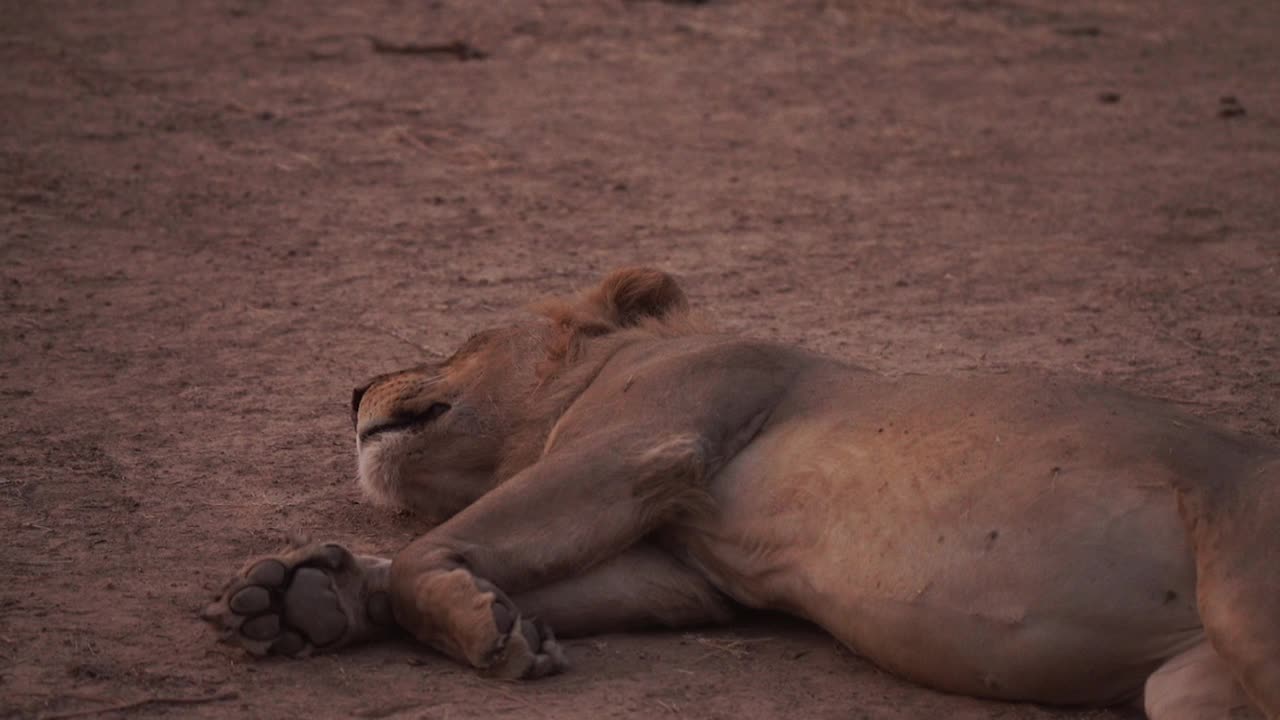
388,431,714,678
1144,641,1261,720
1183,456,1280,719
511,541,733,637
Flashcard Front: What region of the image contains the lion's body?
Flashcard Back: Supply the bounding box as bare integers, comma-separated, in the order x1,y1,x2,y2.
637,338,1207,704
206,269,1280,720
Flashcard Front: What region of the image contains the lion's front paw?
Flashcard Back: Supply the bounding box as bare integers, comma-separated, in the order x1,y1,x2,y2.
483,592,568,680
201,542,394,657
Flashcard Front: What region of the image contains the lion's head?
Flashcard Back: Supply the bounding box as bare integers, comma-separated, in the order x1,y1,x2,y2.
351,267,691,525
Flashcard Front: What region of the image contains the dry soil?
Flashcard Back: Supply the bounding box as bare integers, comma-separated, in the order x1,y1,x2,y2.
3,1,1279,718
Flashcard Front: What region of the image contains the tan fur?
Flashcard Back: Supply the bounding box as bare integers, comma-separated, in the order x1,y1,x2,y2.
399,565,497,667
213,268,1280,718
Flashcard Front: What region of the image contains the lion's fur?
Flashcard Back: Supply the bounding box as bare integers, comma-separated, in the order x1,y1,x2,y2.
351,268,1280,719
358,268,713,507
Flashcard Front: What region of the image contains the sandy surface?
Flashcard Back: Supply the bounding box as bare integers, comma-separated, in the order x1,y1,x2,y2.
3,1,1278,718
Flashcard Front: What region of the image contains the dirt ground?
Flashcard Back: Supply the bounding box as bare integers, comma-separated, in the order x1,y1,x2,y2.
2,0,1278,718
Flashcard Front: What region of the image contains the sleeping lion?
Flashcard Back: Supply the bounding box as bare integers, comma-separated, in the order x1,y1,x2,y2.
203,268,1280,719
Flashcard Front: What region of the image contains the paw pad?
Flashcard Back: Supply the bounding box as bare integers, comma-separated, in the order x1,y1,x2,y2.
202,542,380,658
229,586,271,614
247,559,286,586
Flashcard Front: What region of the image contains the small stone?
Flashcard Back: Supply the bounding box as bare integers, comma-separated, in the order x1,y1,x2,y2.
1218,96,1246,118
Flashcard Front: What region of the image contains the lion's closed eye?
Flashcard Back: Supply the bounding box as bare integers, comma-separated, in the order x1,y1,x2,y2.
360,402,452,442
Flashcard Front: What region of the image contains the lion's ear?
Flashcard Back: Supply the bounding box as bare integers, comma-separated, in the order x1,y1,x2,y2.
587,267,687,327
535,268,689,376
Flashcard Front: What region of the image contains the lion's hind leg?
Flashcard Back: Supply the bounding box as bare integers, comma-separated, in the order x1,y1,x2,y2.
202,541,397,657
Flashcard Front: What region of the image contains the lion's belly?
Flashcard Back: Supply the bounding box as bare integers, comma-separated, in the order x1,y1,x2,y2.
674,404,1203,705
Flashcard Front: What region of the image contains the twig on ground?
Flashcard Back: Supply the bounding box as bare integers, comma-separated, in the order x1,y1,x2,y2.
38,690,239,720
689,635,774,662
1141,393,1214,407
1158,330,1224,358
353,700,428,719
367,37,487,61
487,685,549,719
381,327,435,355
